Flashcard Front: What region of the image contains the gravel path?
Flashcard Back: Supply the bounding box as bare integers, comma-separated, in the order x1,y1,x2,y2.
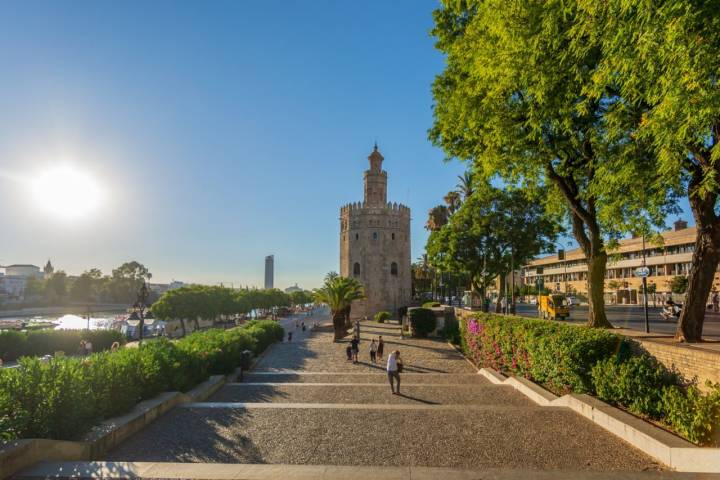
209,384,534,405
106,407,662,471
253,323,474,373
104,319,663,472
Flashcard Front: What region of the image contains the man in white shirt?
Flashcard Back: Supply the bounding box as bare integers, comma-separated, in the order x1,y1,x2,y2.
387,350,401,394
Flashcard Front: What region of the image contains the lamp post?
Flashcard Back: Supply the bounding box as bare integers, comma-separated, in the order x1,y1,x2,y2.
642,235,650,334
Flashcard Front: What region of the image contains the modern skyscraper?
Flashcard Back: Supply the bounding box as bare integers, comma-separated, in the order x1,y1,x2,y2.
264,255,274,289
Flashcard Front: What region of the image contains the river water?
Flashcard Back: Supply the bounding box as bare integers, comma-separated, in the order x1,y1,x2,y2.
0,312,125,330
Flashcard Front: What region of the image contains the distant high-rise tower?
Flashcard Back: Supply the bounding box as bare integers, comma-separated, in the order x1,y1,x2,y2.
264,255,274,289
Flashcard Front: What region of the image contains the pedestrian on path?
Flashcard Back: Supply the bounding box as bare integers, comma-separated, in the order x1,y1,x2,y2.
288,331,293,342
369,339,378,363
301,322,306,332
351,336,359,363
387,350,402,394
713,292,719,313
377,336,384,361
346,343,353,361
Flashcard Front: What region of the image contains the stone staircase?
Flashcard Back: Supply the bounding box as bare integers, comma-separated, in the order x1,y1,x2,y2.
16,321,681,479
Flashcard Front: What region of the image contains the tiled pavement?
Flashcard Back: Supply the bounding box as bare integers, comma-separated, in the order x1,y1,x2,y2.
19,318,677,478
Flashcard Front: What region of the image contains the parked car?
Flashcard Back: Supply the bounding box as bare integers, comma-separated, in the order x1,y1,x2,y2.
566,296,578,306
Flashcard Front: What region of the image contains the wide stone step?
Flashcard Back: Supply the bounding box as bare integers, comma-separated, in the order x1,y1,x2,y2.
241,372,486,384
17,461,692,480
209,383,534,406
103,405,661,472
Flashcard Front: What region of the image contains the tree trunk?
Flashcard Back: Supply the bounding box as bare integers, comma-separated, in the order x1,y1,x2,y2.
180,318,187,337
332,312,346,341
494,272,505,313
586,252,612,328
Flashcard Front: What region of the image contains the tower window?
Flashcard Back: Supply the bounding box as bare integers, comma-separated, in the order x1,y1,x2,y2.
355,233,359,240
392,233,395,240
373,232,378,240
391,262,398,276
353,262,361,276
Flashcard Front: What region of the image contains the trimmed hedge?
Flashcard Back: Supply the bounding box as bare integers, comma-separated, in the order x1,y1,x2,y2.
374,311,390,323
0,329,125,362
0,319,284,441
409,308,437,337
422,301,441,308
460,313,720,445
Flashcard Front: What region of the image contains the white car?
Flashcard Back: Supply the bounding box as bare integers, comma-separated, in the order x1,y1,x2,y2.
566,296,578,306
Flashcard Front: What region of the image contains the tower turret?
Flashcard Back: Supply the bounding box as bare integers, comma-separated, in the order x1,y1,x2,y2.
363,144,387,206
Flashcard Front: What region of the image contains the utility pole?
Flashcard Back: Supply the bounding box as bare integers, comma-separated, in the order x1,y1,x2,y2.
510,246,515,314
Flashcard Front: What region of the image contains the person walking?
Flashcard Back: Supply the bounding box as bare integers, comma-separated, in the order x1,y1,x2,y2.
346,343,353,361
377,336,384,361
351,336,359,364
713,292,719,313
387,350,402,394
369,339,378,364
287,331,293,342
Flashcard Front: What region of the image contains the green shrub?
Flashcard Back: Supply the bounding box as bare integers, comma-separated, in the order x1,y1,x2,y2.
661,383,720,445
422,301,441,308
592,355,677,417
0,320,283,441
409,308,437,337
0,329,125,362
440,310,460,344
374,311,390,323
461,312,720,445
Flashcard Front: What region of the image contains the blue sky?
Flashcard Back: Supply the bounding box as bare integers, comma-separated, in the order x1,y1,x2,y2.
0,0,468,289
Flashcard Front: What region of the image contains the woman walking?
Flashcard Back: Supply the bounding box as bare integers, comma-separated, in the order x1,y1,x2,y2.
377,336,384,361
387,350,402,394
351,336,360,364
369,339,378,364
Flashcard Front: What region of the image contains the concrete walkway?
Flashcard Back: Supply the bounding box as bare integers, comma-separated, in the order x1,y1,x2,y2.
18,319,683,477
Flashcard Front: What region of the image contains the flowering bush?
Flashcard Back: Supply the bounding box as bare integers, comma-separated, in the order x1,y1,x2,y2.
0,320,283,441
460,312,720,445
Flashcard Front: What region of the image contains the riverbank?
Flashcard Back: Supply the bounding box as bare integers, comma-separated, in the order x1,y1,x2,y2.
0,304,128,319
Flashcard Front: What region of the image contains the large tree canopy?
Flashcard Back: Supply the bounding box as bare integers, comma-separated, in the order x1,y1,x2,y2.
430,0,677,327
573,0,719,341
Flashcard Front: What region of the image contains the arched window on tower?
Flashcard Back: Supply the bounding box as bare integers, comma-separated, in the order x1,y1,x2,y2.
353,262,361,276
373,232,378,240
355,233,359,240
391,262,398,276
392,233,395,240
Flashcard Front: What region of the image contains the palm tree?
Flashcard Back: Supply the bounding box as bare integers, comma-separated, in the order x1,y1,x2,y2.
456,171,474,200
443,190,461,215
314,274,365,340
425,205,449,231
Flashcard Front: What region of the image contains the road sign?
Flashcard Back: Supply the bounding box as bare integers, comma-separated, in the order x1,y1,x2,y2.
634,266,650,278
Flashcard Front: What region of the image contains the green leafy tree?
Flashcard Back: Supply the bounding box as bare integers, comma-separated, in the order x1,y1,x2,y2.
70,268,103,302
289,290,313,307
45,271,68,301
426,185,558,311
575,1,719,341
430,0,675,327
669,276,689,295
313,273,365,341
443,190,462,215
425,205,449,231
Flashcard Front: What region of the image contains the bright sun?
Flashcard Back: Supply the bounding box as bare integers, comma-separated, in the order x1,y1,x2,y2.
31,166,104,220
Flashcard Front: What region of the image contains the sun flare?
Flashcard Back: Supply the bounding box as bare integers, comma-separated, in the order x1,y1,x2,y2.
31,166,104,220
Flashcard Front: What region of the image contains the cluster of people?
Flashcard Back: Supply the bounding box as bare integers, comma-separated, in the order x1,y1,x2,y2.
346,335,385,364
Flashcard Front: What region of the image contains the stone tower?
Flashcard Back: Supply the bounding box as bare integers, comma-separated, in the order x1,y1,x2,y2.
339,145,411,320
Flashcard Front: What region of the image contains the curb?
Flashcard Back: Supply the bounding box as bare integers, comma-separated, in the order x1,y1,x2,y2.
477,367,720,473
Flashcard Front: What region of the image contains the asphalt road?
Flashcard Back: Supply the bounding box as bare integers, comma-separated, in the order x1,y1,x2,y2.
513,304,720,338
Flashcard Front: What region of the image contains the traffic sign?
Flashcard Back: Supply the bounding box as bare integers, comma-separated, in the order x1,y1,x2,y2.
634,266,650,278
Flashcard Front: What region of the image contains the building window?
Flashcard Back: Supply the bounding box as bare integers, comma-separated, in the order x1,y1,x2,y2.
353,263,360,276
392,233,395,240
373,232,378,240
355,233,359,240
391,262,398,276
